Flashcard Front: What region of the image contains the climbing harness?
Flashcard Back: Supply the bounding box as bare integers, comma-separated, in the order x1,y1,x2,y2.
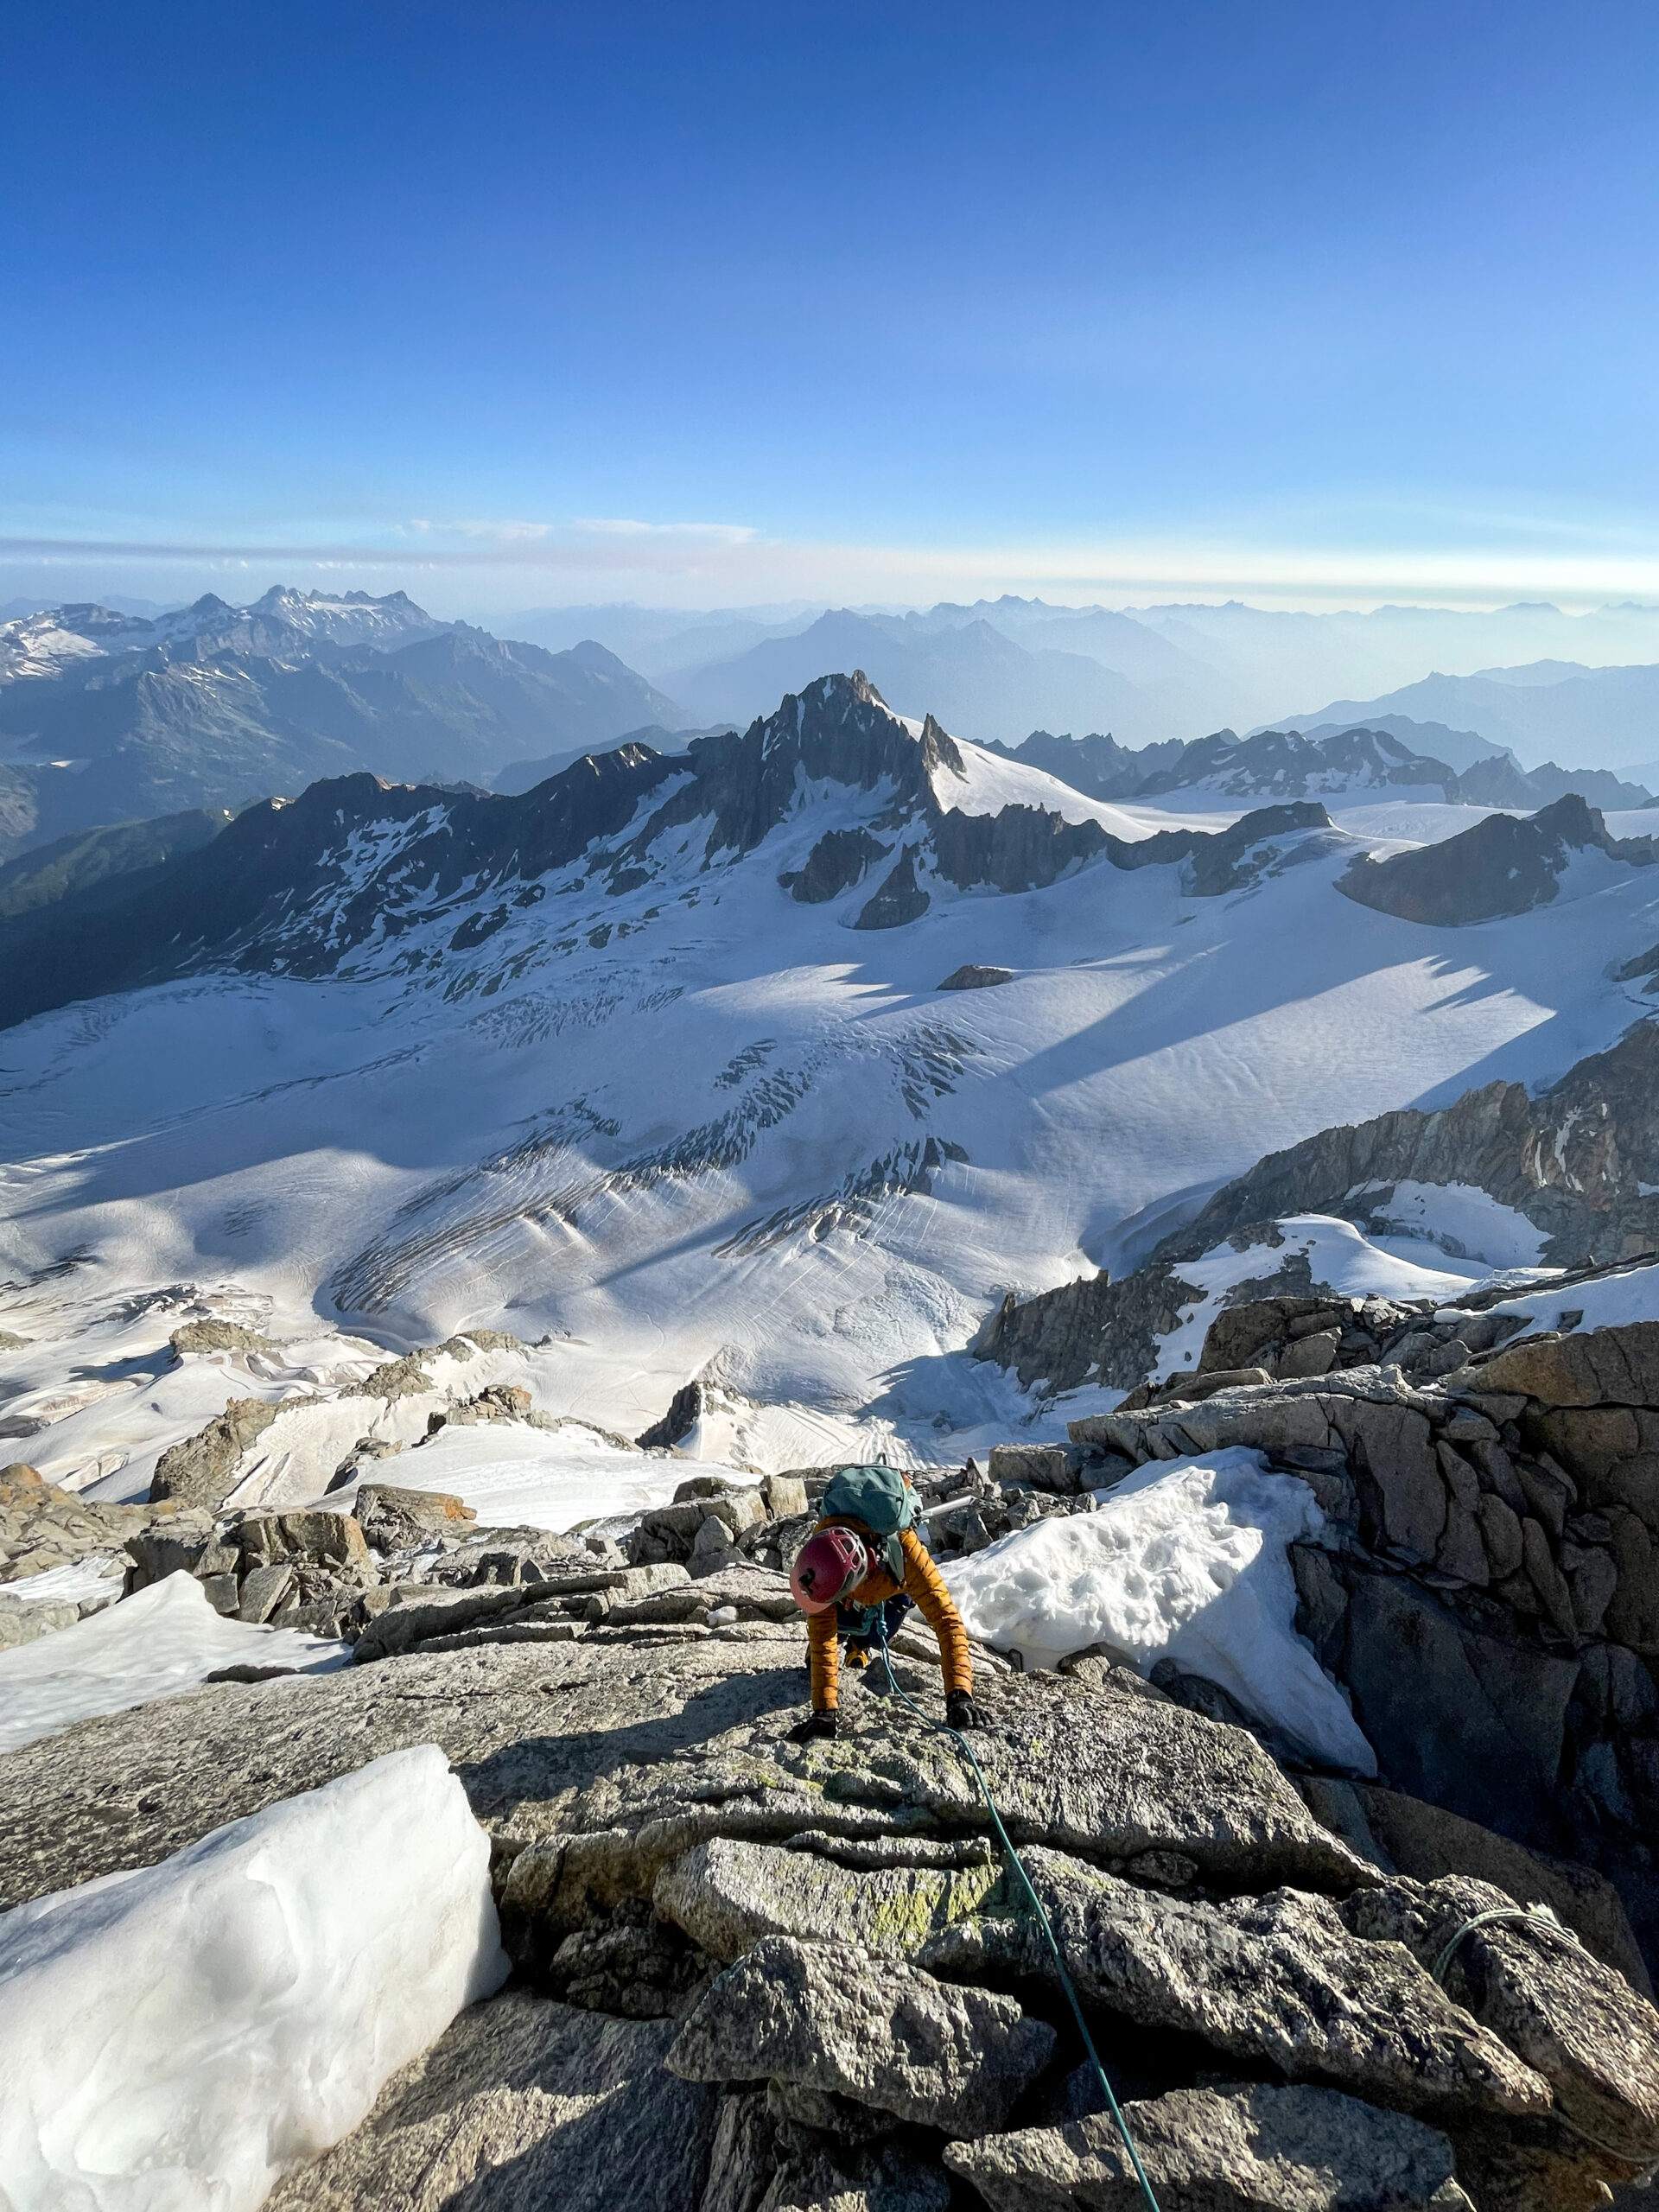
874,1618,1165,2212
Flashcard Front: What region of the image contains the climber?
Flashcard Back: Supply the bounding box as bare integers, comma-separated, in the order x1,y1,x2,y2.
786,1463,979,1741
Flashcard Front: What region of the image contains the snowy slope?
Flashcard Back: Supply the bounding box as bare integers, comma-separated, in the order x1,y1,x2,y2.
3,672,1658,1507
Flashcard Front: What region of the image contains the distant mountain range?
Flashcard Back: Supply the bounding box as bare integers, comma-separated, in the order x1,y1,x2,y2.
8,585,1659,869
1280,661,1659,776
992,723,1656,813
0,588,688,861
514,594,1659,765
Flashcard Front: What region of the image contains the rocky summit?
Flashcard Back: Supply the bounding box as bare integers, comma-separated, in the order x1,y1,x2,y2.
7,1325,1659,2211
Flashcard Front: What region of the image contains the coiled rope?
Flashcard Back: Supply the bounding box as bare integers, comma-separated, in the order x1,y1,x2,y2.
1432,1903,1658,2171
874,1619,1164,2212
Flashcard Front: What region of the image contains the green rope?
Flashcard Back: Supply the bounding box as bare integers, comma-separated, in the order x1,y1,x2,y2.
1429,1901,1582,1988
874,1621,1164,2212
1431,1904,1659,2171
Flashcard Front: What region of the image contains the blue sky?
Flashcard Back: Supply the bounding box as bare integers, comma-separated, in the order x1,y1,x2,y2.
4,1,1657,613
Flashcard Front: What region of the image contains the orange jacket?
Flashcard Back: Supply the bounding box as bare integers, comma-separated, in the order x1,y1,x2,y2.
806,1522,973,1712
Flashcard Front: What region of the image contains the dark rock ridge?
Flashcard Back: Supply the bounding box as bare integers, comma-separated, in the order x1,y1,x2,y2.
1337,794,1657,927
0,668,1341,1029
0,744,683,1029
1001,721,1657,816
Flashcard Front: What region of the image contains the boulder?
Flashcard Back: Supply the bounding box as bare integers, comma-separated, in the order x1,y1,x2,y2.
944,2083,1473,2211
0,1592,79,1649
1347,1785,1650,1993
241,1510,373,1574
932,1847,1549,2124
354,1484,477,1552
267,1990,720,2212
988,1444,1082,1494
149,1396,282,1510
1342,1875,1659,2164
937,964,1014,990
653,1836,1002,1963
665,1935,1054,2137
1477,1322,1659,1409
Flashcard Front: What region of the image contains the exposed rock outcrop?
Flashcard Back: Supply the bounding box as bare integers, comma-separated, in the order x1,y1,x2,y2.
7,1621,1658,2211
1338,794,1656,927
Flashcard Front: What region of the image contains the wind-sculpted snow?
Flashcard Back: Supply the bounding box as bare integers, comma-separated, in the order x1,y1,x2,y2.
329,1015,976,1314
715,1136,971,1256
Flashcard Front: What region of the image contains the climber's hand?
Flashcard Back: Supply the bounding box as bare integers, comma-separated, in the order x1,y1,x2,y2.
788,1708,839,1744
946,1690,982,1732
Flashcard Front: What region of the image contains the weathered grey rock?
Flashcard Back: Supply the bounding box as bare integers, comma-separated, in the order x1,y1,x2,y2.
1342,1875,1659,2163
760,2138,950,2212
237,1561,296,1624
0,1634,838,1913
944,2083,1473,2210
702,2090,783,2212
989,1443,1083,1493
528,1669,1370,1937
169,1319,274,1357
1565,1542,1618,1637
354,1482,478,1551
123,1510,217,1586
928,1847,1548,2124
0,1591,79,1648
353,1583,530,1659
938,963,1014,990
1280,1329,1342,1380
653,1836,1003,1964
763,1473,810,1519
1341,1784,1651,1994
1478,1322,1659,1409
149,1395,282,1510
1605,1507,1659,1649
267,1990,720,2212
1520,1516,1576,1638
665,1936,1054,2137
1435,1501,1489,1586
1476,1492,1524,1578
241,1510,374,1575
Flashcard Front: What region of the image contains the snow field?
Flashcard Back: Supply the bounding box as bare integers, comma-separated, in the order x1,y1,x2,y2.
0,1573,349,1755
0,1745,508,2212
942,1446,1376,1773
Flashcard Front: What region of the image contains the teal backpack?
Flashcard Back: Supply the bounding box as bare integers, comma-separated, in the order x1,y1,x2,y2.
821,1463,918,1585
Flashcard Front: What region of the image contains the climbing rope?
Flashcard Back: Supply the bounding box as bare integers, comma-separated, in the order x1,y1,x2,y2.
874,1619,1165,2212
1428,1899,1584,1988
1430,1903,1659,2172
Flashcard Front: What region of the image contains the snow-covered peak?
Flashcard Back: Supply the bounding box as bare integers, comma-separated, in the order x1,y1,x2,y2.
0,587,448,687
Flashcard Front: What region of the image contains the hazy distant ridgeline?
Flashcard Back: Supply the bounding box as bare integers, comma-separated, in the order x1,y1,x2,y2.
6,585,1659,869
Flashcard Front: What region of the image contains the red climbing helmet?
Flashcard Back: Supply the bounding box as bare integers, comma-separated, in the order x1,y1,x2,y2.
790,1525,873,1614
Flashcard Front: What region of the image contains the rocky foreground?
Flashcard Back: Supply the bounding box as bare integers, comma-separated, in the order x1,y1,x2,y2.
7,1315,1659,2209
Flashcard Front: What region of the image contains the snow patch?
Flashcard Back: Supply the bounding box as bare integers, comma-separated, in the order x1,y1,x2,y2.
0,1745,506,2212
0,1573,349,1755
1359,1180,1550,1268
941,1446,1376,1773
1150,1214,1501,1379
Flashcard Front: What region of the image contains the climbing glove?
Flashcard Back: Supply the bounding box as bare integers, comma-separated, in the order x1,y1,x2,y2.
788,1708,839,1744
945,1690,982,1732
